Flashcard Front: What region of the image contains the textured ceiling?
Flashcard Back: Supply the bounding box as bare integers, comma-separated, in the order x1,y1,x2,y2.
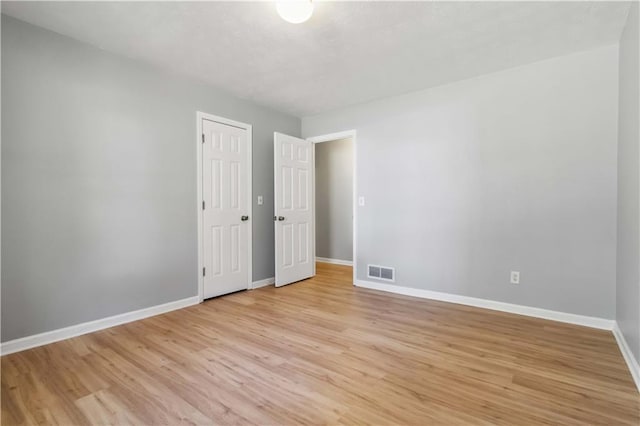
1,1,631,117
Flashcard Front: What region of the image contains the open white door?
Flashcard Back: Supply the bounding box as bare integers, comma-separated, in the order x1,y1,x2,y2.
274,132,315,287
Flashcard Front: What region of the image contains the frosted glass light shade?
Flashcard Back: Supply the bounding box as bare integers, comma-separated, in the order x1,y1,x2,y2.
276,1,314,24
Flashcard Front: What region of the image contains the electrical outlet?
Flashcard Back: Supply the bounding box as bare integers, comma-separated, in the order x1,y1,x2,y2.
358,196,365,206
510,271,520,284
257,196,263,205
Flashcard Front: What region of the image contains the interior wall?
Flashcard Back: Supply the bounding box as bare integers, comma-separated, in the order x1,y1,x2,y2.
303,45,619,319
1,15,301,342
616,2,640,363
315,138,353,262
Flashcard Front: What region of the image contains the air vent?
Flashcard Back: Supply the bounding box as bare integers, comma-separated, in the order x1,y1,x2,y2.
368,264,395,282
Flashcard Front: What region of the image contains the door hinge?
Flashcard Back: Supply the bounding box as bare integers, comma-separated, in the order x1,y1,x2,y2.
202,201,205,210
202,134,205,143
203,267,206,277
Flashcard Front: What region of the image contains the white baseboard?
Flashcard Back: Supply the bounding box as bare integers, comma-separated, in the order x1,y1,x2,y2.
316,257,353,266
252,277,275,289
354,280,615,330
613,322,640,393
0,296,199,356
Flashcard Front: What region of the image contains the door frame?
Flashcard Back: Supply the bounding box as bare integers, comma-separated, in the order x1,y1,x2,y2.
196,111,253,303
306,130,357,285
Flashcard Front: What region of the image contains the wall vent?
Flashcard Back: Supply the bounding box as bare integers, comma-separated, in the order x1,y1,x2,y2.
367,264,395,282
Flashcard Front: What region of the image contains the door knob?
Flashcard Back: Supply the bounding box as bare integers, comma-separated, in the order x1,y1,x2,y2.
278,216,285,221
241,216,249,221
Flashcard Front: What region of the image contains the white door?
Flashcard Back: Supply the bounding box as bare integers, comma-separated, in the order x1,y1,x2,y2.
202,118,250,298
274,132,315,287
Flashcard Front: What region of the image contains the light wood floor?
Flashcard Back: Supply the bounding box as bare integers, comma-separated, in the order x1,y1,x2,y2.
2,263,638,425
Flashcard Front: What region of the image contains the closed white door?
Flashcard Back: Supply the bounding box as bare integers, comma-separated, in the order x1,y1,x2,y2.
202,118,250,298
274,132,315,287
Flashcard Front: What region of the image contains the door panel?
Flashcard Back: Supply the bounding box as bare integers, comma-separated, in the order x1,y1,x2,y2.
274,132,315,287
203,119,250,298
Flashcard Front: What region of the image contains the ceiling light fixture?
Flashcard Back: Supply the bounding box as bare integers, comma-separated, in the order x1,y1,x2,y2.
276,1,314,24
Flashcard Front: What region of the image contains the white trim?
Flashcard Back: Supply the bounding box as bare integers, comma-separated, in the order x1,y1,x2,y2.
251,277,275,289
197,113,203,302
316,257,353,266
197,112,253,302
613,322,640,393
307,130,357,285
0,296,199,356
307,131,357,144
354,280,615,330
312,141,316,277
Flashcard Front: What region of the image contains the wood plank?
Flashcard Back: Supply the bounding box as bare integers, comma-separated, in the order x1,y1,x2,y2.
2,263,638,425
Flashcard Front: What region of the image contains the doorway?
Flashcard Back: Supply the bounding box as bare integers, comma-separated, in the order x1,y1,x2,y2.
273,130,358,287
197,112,253,301
308,131,357,285
314,137,354,267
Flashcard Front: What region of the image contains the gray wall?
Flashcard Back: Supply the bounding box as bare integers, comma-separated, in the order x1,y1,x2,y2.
303,45,619,319
616,2,640,363
1,16,300,342
315,138,353,261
